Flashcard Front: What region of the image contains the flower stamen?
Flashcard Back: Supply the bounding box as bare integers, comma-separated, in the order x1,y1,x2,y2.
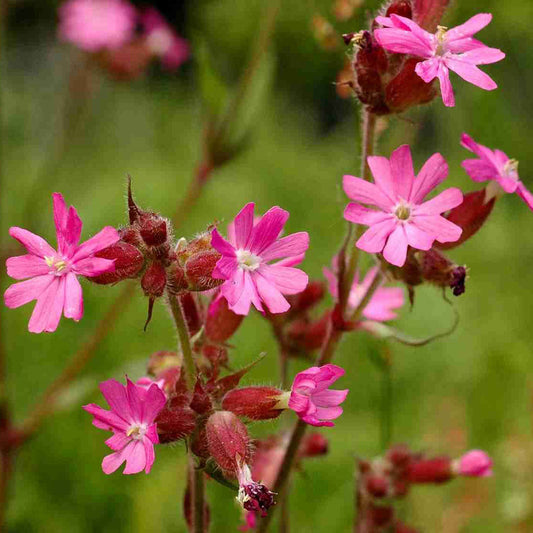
236,250,261,271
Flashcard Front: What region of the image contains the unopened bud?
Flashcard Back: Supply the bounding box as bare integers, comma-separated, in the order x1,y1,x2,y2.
286,280,325,314
147,350,181,376
184,251,223,291
366,475,389,498
90,240,144,285
419,250,467,296
167,261,188,295
190,381,213,415
206,411,251,473
222,387,284,421
385,0,412,18
155,404,196,443
179,292,202,337
298,432,329,457
407,457,452,484
205,297,244,343
139,214,168,247
141,261,167,298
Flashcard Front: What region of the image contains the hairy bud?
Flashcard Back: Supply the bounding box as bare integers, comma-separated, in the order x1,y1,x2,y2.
155,403,196,443
205,297,244,343
141,261,167,298
205,411,251,474
90,240,144,285
386,0,412,18
419,250,467,296
407,457,452,484
222,387,284,421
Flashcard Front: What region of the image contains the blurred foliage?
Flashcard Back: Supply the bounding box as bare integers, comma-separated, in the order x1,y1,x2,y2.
1,0,533,531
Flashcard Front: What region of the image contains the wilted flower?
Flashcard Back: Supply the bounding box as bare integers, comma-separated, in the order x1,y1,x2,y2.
287,364,348,427
83,378,166,474
211,203,309,315
58,0,137,52
374,13,505,107
461,133,533,211
343,144,463,266
4,193,119,333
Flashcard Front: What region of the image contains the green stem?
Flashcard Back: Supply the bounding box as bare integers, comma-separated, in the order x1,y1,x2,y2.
167,293,196,391
191,457,205,533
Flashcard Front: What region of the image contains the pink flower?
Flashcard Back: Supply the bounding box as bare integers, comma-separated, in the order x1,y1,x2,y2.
211,203,309,315
58,0,137,52
141,8,190,70
461,133,533,211
4,193,119,333
239,511,257,531
343,144,463,267
324,265,404,321
288,364,348,427
454,450,493,478
374,13,505,107
136,376,166,394
83,378,166,474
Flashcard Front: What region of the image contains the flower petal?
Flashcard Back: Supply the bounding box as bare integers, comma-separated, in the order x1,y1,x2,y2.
382,225,408,267
461,159,498,182
356,219,396,254
344,203,392,226
404,222,434,250
105,432,131,451
6,255,49,280
211,228,236,257
73,257,116,277
517,181,533,212
99,379,133,423
142,384,167,424
415,188,463,215
460,46,506,65
367,156,395,202
413,215,462,243
446,58,497,91
415,58,440,83
4,275,55,308
233,202,255,249
253,271,290,314
63,272,83,321
28,277,65,333
9,227,55,258
311,389,349,407
437,63,455,107
374,27,432,57
260,232,309,262
257,264,308,295
390,144,415,201
343,175,394,211
143,438,156,473
212,256,238,280
71,226,120,262
410,153,448,204
248,206,289,255
446,13,493,41
83,403,129,432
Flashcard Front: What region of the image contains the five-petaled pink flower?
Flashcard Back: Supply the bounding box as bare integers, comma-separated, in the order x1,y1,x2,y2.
211,202,309,315
141,8,190,70
4,193,119,333
288,364,348,427
454,449,493,478
58,0,137,52
461,133,533,211
324,265,404,321
83,378,166,474
374,13,505,107
343,144,463,267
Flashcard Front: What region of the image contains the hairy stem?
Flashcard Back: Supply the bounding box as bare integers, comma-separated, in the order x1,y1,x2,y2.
167,294,196,391
191,457,206,533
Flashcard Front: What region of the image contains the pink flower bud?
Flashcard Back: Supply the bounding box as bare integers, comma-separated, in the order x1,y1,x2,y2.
454,450,493,477
90,240,145,285
205,297,244,343
205,411,251,473
222,387,284,421
407,457,452,484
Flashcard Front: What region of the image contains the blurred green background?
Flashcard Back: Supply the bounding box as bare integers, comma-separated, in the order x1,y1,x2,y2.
1,0,532,531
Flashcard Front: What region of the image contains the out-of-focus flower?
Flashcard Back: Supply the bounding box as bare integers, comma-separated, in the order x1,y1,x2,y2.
324,264,404,321
454,449,493,477
4,193,119,333
343,144,463,266
211,203,309,315
374,13,505,107
333,0,363,22
461,133,533,211
83,378,166,474
58,0,137,52
141,8,190,70
287,364,348,427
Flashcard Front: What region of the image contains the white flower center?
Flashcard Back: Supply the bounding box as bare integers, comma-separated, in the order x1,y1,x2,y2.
393,202,412,222
147,28,173,55
126,423,147,440
503,158,519,179
434,25,448,56
45,256,69,275
236,249,261,271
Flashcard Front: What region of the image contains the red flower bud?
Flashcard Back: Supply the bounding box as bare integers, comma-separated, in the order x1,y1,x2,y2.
205,297,244,343
386,1,412,18
419,250,466,296
141,261,167,298
155,403,196,443
407,457,452,484
221,387,284,421
184,251,223,291
436,189,495,251
167,261,188,295
179,292,202,337
386,444,413,469
190,381,213,415
139,214,168,247
298,432,329,457
413,0,451,32
366,476,390,498
286,280,325,314
90,240,144,285
205,411,251,474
